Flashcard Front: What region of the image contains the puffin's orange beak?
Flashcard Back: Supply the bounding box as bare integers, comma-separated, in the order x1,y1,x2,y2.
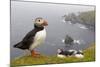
42,20,48,26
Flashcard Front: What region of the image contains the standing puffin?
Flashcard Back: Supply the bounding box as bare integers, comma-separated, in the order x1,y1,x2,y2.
13,17,48,57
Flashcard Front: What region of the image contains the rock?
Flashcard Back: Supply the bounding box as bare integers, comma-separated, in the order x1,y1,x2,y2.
63,35,74,45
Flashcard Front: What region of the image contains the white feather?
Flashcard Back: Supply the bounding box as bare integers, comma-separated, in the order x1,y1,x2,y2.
57,54,66,58
68,49,76,52
74,54,84,58
29,28,46,50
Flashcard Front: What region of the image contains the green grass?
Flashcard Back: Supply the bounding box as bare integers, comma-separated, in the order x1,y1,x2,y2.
11,44,95,67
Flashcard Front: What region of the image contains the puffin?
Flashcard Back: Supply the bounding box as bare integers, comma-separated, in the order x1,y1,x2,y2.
13,17,48,57
57,49,75,58
57,49,84,58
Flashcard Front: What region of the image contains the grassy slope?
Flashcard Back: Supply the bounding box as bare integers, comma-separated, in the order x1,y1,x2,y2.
11,44,95,66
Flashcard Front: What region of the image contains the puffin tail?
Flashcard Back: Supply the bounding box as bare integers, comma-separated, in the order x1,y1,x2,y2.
13,42,22,48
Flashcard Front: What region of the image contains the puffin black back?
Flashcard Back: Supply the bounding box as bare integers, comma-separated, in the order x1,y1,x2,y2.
10,0,95,66
13,23,45,50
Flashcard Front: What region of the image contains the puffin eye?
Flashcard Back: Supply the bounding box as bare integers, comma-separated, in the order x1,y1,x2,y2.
38,19,40,22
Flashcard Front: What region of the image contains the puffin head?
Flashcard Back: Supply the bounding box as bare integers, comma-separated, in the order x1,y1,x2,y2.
33,17,48,27
57,48,63,54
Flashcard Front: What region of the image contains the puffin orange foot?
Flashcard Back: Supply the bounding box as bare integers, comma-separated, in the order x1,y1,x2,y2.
31,50,40,57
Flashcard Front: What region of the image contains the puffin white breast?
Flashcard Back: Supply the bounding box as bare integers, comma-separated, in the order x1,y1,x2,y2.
29,28,46,50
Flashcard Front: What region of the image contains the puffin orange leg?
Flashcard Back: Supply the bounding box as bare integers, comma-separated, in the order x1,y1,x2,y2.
31,50,40,57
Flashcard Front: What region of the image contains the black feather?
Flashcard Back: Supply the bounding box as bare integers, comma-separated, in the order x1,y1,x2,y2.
59,51,74,56
13,42,22,48
13,24,44,50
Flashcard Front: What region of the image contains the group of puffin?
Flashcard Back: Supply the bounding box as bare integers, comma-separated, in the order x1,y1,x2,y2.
14,17,84,58
57,49,84,58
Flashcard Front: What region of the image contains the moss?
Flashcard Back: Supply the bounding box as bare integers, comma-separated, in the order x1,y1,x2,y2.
11,44,95,67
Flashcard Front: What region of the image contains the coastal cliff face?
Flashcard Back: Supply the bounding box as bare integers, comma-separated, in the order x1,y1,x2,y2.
63,10,95,31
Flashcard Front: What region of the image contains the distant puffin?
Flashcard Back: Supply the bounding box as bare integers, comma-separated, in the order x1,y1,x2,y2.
13,17,48,57
57,49,75,58
57,49,84,58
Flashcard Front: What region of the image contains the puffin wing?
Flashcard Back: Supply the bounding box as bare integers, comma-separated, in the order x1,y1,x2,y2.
22,29,36,41
14,29,37,49
21,29,38,49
